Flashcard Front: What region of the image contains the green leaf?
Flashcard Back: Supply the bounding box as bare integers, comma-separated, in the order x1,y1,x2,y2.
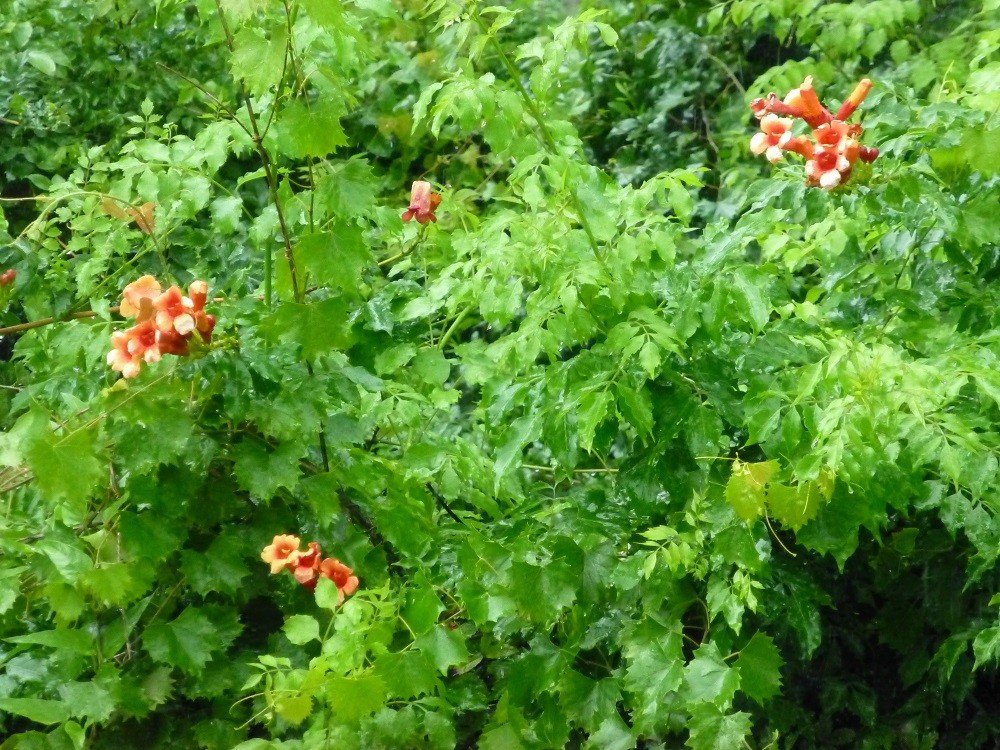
725,460,777,521
179,534,248,596
274,100,347,158
36,538,93,583
220,0,266,23
143,608,222,675
314,576,344,611
120,512,184,561
232,438,304,501
284,615,320,645
325,675,387,721
623,626,684,710
973,626,1000,669
729,269,770,332
261,298,353,358
576,389,612,453
767,472,833,531
374,651,439,699
413,349,451,386
685,705,752,750
403,581,444,635
734,633,783,705
480,724,524,750
415,626,470,674
317,158,377,217
58,681,115,723
0,698,70,725
275,694,313,725
300,0,346,29
295,224,370,293
26,50,56,76
24,427,103,512
559,673,622,733
230,26,285,96
5,628,93,654
683,643,740,708
584,715,635,750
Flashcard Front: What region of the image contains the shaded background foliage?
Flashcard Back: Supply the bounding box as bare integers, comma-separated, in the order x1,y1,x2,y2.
1,0,999,748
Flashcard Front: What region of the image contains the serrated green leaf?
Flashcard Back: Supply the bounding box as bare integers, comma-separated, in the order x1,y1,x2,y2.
275,694,313,725
143,608,221,675
403,581,444,635
6,628,93,654
261,298,353,358
58,681,115,723
725,460,777,521
415,626,470,675
274,100,347,159
973,626,1000,669
686,705,752,750
295,224,369,293
325,675,387,721
734,633,782,705
24,427,103,512
683,643,740,708
232,438,304,501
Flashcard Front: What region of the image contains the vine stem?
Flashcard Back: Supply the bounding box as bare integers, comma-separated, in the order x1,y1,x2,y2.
211,0,301,306
211,0,369,564
0,296,230,337
764,512,797,557
469,6,610,276
438,304,474,351
0,308,116,336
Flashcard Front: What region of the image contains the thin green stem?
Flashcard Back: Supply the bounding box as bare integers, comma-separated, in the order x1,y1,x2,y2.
470,6,610,275
438,304,474,351
212,0,300,305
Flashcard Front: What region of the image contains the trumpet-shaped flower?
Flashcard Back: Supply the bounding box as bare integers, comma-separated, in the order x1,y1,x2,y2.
120,275,161,319
402,180,442,224
107,275,215,378
750,115,795,163
748,76,878,190
806,147,852,189
153,286,196,336
107,320,161,379
261,534,302,574
292,542,323,590
260,534,361,602
319,558,360,604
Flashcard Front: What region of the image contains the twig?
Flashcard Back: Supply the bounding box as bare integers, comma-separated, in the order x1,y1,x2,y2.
764,512,797,557
425,482,466,525
156,63,255,142
0,308,119,336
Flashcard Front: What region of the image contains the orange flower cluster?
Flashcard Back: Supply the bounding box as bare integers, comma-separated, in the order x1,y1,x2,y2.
261,534,359,604
0,269,15,286
401,180,441,224
749,77,879,189
107,275,216,379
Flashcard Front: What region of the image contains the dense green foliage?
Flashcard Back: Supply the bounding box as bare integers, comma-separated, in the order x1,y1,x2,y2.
1,0,999,747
